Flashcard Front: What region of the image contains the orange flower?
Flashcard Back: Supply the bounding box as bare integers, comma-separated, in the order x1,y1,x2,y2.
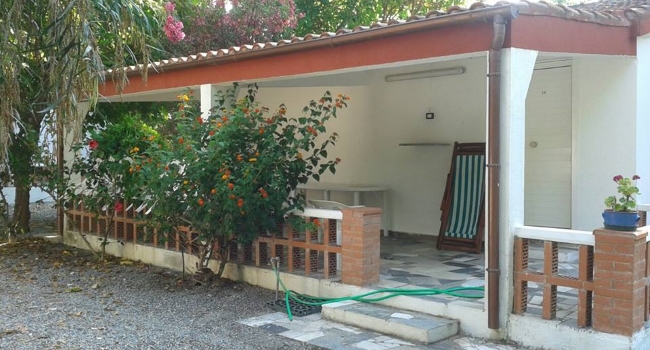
259,128,265,135
313,219,321,226
178,137,184,144
164,165,170,171
255,152,260,157
197,198,205,206
237,198,244,207
262,191,268,198
242,107,249,114
222,174,229,180
228,183,234,190
236,154,243,162
254,108,260,113
229,194,236,200
217,122,223,128
196,117,203,124
221,116,229,122
224,169,231,176
209,130,215,136
210,188,217,195
266,118,273,124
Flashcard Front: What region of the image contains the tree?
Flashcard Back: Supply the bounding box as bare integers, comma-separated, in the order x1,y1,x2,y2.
294,0,464,36
0,0,161,236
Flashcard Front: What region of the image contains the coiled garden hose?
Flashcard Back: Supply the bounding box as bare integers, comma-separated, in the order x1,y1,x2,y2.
269,257,485,321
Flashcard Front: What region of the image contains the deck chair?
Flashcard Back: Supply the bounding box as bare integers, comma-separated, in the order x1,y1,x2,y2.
436,142,486,253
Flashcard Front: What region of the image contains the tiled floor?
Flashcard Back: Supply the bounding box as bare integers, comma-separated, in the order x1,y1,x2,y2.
377,235,580,327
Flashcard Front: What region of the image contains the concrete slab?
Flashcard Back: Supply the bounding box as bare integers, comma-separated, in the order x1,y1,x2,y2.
322,301,459,344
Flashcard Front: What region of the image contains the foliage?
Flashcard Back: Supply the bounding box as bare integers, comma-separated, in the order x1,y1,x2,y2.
294,0,463,35
605,175,641,212
0,0,162,233
163,0,298,56
63,117,159,258
137,85,347,274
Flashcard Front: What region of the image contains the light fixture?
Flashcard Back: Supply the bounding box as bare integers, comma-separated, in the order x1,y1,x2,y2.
384,66,466,82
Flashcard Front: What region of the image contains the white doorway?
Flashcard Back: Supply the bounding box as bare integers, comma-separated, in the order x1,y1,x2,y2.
524,63,572,228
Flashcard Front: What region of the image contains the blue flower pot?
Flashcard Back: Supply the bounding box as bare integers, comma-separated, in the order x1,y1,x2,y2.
602,210,640,231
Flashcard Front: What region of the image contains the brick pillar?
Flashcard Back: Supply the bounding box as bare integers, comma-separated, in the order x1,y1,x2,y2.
593,227,648,336
340,207,381,286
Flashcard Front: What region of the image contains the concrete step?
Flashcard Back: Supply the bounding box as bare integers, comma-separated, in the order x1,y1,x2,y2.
321,300,459,345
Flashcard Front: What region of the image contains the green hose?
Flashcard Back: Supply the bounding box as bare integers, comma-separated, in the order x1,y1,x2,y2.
270,260,485,321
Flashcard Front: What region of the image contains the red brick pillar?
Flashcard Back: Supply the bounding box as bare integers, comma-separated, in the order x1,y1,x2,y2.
593,227,648,336
340,207,381,286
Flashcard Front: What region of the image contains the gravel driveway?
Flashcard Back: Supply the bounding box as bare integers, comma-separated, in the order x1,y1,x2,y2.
0,239,323,350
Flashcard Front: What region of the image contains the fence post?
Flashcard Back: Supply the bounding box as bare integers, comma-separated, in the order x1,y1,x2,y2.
592,227,648,336
340,207,381,286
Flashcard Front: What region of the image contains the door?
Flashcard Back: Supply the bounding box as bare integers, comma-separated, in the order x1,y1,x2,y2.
524,64,572,228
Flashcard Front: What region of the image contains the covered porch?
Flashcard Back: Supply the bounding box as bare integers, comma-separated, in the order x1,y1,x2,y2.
62,1,650,348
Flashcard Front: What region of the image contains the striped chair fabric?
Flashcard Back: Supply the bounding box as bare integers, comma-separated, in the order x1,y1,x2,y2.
443,154,486,239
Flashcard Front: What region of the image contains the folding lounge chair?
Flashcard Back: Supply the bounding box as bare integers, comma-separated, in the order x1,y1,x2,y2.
436,142,486,253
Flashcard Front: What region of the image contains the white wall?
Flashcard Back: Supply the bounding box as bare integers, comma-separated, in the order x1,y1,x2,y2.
365,57,488,235
572,56,637,230
252,57,488,236
636,35,650,205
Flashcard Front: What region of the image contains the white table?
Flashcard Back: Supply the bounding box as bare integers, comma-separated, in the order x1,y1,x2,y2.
297,182,390,236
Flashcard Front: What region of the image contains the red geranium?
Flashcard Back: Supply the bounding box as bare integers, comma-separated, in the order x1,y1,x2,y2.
114,202,124,213
89,140,99,150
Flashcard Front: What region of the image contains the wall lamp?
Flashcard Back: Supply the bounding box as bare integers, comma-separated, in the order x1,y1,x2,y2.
384,66,466,82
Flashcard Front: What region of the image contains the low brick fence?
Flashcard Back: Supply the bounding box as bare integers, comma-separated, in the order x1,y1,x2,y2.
514,223,650,337
66,202,382,286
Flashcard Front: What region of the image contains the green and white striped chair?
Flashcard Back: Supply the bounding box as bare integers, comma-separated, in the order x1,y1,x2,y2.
436,142,486,253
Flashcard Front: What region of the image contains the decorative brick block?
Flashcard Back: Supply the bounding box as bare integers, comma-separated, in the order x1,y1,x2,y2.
593,227,648,336
340,207,382,286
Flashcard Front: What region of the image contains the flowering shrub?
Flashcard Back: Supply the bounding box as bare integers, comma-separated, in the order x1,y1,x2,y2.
66,117,159,259
605,175,641,212
137,85,347,275
163,2,185,43
163,0,297,55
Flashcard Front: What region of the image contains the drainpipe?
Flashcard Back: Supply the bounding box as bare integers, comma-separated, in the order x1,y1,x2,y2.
487,14,508,330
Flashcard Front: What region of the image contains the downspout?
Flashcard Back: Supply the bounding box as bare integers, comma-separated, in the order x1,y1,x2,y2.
487,14,508,330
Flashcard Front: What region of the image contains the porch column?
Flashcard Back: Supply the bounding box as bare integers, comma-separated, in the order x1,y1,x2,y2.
340,207,381,286
636,35,650,201
592,227,647,336
200,84,219,118
497,48,537,328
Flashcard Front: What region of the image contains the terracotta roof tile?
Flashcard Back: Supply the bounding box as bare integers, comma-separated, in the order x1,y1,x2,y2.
108,0,650,76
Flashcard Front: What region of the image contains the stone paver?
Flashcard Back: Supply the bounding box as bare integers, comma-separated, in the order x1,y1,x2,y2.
239,312,537,350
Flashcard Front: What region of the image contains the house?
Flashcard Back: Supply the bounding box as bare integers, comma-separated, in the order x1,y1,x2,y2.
63,0,650,349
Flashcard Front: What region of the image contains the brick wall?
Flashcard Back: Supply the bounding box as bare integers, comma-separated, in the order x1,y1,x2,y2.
593,227,648,336
340,207,382,286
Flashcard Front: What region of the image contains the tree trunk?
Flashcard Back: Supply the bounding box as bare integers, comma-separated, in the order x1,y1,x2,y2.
12,186,31,234
9,118,39,235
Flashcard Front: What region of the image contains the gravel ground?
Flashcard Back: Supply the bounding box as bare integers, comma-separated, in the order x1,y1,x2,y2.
0,239,324,350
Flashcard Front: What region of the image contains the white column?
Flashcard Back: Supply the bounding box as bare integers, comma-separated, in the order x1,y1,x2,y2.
200,84,219,118
636,35,650,201
497,48,537,330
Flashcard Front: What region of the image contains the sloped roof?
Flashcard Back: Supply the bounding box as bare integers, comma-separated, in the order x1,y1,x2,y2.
109,0,650,76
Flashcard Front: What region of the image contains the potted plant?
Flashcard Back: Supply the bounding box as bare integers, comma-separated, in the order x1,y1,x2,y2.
603,175,641,231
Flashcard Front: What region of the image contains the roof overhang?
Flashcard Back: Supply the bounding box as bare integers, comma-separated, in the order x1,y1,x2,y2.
99,2,641,99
